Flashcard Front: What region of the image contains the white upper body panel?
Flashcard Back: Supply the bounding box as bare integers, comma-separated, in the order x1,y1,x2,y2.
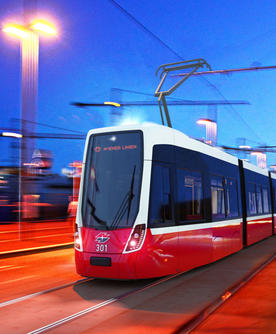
242,160,269,177
270,172,276,180
85,122,239,166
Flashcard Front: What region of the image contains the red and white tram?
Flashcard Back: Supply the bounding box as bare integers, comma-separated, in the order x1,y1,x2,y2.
74,123,276,279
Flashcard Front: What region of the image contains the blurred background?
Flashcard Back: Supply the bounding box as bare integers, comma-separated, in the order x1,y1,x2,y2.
0,0,275,253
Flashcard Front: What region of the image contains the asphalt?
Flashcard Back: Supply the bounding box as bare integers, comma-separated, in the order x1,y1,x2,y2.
175,235,276,334
0,219,74,257
190,251,276,333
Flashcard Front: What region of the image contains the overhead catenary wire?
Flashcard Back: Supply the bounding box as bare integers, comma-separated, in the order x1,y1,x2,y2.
110,87,227,102
174,65,276,77
13,118,84,134
107,0,184,60
72,100,249,107
108,0,265,142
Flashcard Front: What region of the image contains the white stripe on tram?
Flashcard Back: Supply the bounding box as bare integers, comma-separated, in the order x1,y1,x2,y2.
150,218,242,235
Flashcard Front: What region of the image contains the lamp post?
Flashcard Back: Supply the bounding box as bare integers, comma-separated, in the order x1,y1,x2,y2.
3,20,56,166
1,131,22,231
197,118,217,146
3,19,57,222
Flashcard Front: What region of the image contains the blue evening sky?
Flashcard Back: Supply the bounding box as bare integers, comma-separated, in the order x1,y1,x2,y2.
0,0,275,172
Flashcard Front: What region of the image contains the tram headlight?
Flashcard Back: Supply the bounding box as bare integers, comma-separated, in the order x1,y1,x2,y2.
130,240,137,248
125,224,146,252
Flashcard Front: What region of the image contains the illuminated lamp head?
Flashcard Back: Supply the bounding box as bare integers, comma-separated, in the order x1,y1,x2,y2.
129,240,137,248
3,24,28,38
30,20,57,35
196,118,213,125
120,116,142,126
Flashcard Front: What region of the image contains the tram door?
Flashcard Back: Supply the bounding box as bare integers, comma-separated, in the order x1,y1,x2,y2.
147,163,179,276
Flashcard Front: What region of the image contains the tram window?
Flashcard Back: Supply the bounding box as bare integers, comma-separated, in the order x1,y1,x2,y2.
225,178,239,218
247,183,257,215
176,169,203,222
149,165,173,226
262,187,269,213
256,185,263,214
211,176,225,219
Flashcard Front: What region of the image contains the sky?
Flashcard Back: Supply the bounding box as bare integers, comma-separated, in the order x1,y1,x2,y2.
0,0,276,172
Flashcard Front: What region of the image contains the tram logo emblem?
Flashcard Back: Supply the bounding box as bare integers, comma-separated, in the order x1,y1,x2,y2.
95,232,110,243
94,146,101,153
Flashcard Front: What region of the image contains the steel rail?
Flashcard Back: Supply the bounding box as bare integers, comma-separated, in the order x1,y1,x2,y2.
0,277,93,308
173,251,276,334
27,272,182,334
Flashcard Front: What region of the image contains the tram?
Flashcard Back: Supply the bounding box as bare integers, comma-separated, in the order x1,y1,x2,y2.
74,123,276,279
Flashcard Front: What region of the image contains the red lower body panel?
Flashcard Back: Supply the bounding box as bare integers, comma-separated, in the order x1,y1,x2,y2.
75,216,273,279
75,250,138,279
75,230,179,279
247,215,272,246
178,228,213,272
212,220,243,261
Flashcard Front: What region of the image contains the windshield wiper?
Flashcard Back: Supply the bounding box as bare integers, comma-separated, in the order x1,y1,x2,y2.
87,197,109,230
126,165,136,225
111,165,136,229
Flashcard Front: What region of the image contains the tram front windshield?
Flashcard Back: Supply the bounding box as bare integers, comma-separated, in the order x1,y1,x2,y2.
82,131,143,230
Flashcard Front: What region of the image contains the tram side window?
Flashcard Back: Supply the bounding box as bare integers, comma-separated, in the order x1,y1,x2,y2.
211,176,225,219
225,178,239,218
256,185,263,214
247,183,257,215
176,169,204,223
247,183,270,216
262,187,269,213
149,164,173,226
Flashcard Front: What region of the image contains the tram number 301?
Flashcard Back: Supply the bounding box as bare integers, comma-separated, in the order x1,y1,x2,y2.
96,244,108,252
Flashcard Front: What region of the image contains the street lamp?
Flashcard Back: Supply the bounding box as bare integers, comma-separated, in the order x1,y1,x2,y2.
3,19,57,164
196,118,217,146
3,20,57,37
3,19,57,222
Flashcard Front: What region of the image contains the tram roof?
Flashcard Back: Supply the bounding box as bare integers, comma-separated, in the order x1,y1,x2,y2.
86,123,270,174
